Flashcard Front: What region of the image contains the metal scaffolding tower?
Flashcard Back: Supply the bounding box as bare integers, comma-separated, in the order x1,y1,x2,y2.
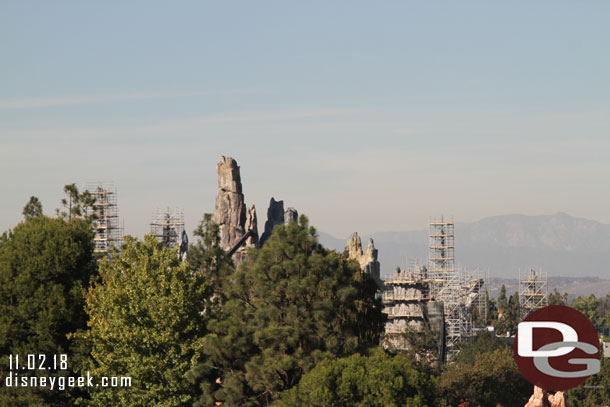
150,208,185,248
427,216,488,360
86,183,122,258
428,217,463,353
519,268,548,320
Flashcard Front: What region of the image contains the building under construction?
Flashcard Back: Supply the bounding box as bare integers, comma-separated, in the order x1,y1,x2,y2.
519,268,547,320
150,208,188,261
380,217,487,362
86,183,122,258
150,208,185,248
427,217,486,359
383,261,446,364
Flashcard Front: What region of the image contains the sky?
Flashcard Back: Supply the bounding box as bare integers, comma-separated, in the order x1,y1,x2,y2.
1,1,610,239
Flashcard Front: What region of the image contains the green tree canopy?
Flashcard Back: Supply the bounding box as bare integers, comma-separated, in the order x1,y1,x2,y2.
0,216,96,406
57,183,96,222
565,349,610,406
438,347,531,407
22,195,43,219
190,215,386,406
274,348,436,407
452,329,508,366
548,288,569,306
571,294,610,329
80,234,209,407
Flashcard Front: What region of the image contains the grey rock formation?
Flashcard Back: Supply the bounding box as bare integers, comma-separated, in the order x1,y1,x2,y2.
284,207,299,224
343,232,383,289
213,156,258,263
260,198,285,246
245,204,259,247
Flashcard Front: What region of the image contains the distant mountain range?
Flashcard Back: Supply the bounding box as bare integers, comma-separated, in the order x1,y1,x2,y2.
318,213,610,287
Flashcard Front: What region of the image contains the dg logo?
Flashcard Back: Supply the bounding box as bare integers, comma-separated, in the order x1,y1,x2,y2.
513,305,600,391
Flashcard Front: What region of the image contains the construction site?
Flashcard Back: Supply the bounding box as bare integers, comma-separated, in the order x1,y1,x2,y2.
379,217,552,363
84,167,550,365
380,217,488,362
86,183,123,259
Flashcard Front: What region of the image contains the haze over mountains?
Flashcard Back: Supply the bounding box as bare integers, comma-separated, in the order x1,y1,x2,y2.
318,213,610,283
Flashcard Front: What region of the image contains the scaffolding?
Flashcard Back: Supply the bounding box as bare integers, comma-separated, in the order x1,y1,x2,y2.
150,208,185,248
428,216,487,360
519,268,547,320
383,262,431,347
428,217,462,354
86,183,122,258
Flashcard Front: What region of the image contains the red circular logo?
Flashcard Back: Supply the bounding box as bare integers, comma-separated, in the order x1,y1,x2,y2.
513,305,599,391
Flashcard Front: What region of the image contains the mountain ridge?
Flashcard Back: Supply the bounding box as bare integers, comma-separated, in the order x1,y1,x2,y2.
318,212,610,279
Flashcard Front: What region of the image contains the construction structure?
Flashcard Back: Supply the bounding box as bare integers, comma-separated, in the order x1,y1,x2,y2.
86,183,122,258
427,216,486,360
150,208,185,248
519,268,548,320
383,260,445,364
384,262,430,338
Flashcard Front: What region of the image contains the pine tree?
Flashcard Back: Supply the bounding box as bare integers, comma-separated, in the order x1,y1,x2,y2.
0,216,96,406
190,215,386,406
57,183,96,222
22,196,43,219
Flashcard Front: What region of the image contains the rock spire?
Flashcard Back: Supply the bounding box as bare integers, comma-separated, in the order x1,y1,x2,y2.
259,198,299,246
213,156,258,263
343,232,383,289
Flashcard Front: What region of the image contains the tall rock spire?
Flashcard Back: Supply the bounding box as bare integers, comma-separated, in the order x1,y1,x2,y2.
259,198,299,246
213,156,258,264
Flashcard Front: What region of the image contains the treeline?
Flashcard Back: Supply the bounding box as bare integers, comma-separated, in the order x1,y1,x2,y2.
1,187,609,406
474,283,610,339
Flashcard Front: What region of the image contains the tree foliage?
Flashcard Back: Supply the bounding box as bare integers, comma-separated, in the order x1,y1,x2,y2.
22,196,43,220
548,288,569,306
274,348,436,407
0,216,96,406
565,349,610,406
438,347,531,407
493,286,520,336
571,294,610,331
452,330,508,366
57,183,97,222
186,213,235,315
190,215,386,406
80,235,209,407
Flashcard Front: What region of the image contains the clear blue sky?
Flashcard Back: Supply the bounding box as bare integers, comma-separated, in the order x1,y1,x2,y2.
1,1,609,238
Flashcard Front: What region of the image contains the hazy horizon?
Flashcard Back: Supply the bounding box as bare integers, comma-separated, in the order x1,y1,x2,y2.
2,2,609,238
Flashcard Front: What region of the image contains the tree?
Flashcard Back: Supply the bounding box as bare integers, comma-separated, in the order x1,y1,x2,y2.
22,196,43,219
565,348,610,406
80,235,209,407
190,215,386,406
57,183,96,222
274,348,436,407
494,289,520,336
472,289,497,327
571,294,610,330
548,289,568,306
438,347,531,407
0,216,96,406
186,213,235,315
497,285,508,314
452,330,508,366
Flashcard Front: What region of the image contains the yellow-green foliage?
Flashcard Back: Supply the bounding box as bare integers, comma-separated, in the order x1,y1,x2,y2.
82,235,209,407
